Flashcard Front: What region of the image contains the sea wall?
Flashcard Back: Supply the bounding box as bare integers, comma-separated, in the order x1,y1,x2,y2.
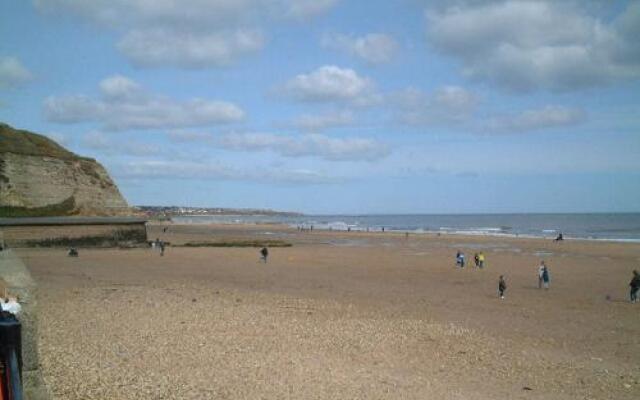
1,223,148,248
0,249,51,400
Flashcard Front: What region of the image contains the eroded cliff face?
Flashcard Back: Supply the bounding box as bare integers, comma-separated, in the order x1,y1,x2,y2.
0,123,130,216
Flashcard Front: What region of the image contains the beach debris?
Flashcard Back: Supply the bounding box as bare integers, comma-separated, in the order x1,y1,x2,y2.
522,386,533,391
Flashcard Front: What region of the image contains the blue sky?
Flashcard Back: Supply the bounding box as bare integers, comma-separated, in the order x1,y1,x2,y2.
1,0,639,214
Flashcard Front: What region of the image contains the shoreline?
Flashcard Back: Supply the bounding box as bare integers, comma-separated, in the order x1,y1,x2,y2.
154,220,640,244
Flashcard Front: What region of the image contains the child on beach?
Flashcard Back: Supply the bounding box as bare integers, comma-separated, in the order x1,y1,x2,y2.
629,270,640,303
474,253,479,268
498,276,507,299
260,247,269,263
542,266,550,289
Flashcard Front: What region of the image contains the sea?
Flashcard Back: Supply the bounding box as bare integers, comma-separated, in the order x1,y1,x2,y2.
171,213,640,243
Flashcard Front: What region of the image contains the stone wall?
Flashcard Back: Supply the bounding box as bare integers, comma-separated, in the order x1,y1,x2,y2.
1,223,148,248
0,153,129,215
0,250,51,400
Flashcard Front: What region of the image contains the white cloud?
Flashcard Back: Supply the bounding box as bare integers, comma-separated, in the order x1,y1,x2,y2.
45,75,245,130
118,28,264,68
166,130,215,143
114,160,338,184
35,0,259,27
83,131,161,156
392,86,583,133
426,1,640,91
485,106,586,133
35,0,338,68
98,74,142,99
286,0,339,20
321,33,399,64
217,132,390,161
394,85,478,126
0,57,32,89
291,110,354,131
281,65,379,105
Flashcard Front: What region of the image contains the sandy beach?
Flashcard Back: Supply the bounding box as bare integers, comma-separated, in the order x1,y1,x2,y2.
17,223,640,399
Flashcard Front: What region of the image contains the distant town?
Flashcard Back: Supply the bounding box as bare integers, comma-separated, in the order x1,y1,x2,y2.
135,205,303,218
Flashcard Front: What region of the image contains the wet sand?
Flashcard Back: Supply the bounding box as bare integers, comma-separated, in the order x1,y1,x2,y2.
18,223,640,399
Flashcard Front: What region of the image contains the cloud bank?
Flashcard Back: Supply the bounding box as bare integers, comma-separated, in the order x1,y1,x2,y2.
35,0,339,68
218,132,390,161
426,1,640,91
45,75,244,130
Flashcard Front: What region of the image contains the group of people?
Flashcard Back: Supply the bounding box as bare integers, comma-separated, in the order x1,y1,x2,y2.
455,251,555,299
455,251,485,269
497,261,551,300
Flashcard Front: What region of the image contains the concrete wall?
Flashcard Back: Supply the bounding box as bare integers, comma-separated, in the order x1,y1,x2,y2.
0,223,147,248
0,250,50,400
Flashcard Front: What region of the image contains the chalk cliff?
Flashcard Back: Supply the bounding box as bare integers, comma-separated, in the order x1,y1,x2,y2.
0,122,130,216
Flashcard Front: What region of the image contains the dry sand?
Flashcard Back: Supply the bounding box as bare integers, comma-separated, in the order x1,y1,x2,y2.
17,223,640,399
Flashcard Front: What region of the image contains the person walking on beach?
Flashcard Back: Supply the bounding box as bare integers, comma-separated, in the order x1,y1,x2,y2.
629,270,640,303
474,253,480,268
478,252,485,269
542,265,551,289
538,261,546,288
159,240,165,256
260,247,269,263
498,275,507,299
456,251,465,268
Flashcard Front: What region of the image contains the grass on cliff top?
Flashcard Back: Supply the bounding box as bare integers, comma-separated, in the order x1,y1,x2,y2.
0,196,77,217
179,240,292,248
0,122,93,161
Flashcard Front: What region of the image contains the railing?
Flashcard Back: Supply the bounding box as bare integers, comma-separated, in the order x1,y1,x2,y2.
0,316,22,400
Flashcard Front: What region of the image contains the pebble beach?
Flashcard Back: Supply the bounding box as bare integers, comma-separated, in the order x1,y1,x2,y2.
17,223,640,399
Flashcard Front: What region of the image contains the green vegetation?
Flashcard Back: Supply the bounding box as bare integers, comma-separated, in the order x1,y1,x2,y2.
0,122,93,161
0,196,77,217
180,240,292,248
23,229,147,248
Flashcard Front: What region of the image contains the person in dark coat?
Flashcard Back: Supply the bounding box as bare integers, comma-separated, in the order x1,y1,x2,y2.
630,270,640,303
498,275,507,299
542,266,550,289
260,247,269,263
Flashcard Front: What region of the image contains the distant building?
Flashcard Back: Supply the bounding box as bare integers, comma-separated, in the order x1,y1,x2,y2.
0,217,148,248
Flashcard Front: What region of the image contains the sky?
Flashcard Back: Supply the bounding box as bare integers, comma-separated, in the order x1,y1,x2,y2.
1,0,639,214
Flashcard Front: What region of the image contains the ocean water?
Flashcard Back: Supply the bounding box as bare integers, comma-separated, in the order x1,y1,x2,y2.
172,213,640,242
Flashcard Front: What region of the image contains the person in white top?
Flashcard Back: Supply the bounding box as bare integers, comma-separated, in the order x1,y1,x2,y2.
1,297,22,316
538,261,546,289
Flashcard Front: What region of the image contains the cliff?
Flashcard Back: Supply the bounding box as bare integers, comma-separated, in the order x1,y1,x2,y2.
0,122,130,216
